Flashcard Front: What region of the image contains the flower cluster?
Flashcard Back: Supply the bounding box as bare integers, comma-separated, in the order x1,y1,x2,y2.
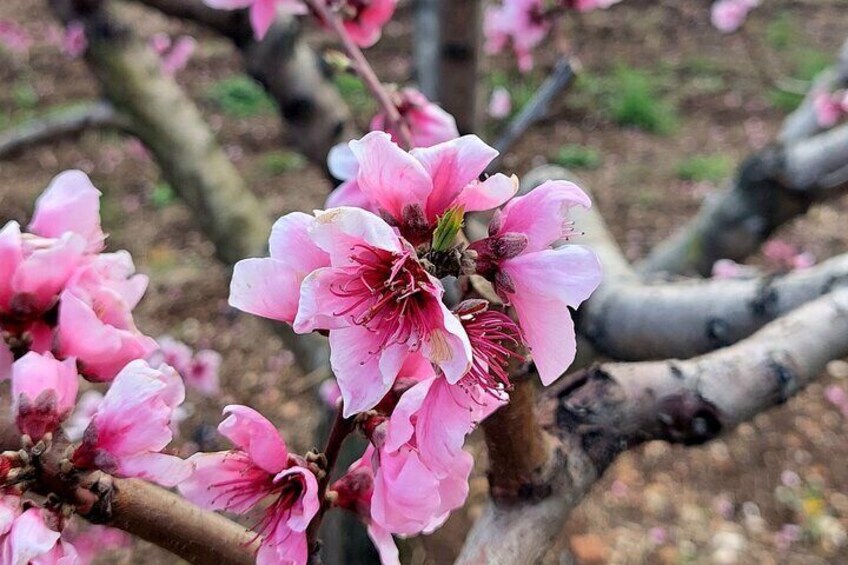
203,0,397,45
1,174,190,563
213,131,601,562
484,0,621,72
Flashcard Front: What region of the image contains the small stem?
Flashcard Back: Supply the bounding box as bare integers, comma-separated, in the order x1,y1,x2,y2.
306,402,355,553
304,0,414,149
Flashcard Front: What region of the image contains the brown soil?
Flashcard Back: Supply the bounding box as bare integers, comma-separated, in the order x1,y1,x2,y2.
1,0,847,563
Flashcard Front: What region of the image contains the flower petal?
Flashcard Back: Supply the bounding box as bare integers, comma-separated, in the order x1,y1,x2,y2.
29,170,104,251
218,405,288,474
229,258,303,324
329,326,401,417
454,173,518,213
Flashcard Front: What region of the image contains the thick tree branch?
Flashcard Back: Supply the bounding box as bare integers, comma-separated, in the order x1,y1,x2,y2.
0,101,129,159
458,288,848,564
135,0,356,169
437,0,483,134
640,41,848,277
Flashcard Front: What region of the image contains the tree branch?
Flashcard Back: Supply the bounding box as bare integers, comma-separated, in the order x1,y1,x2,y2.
0,101,129,159
458,287,848,563
640,42,848,277
437,0,483,134
134,0,356,169
0,429,258,565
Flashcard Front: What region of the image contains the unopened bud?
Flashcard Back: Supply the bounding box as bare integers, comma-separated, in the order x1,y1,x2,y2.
432,205,465,252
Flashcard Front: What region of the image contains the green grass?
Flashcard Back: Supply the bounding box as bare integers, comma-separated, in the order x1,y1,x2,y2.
208,76,274,118
676,154,732,183
263,150,307,176
606,66,677,134
552,144,602,170
768,89,804,113
766,14,794,52
12,81,39,110
333,73,374,116
150,182,176,208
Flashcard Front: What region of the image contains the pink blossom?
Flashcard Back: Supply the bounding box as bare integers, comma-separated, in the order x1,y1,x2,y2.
0,507,67,565
319,379,342,409
711,258,758,279
339,0,398,48
57,252,157,382
470,181,602,384
484,0,550,72
230,212,330,325
568,0,622,10
151,34,196,76
813,89,846,128
29,170,104,253
293,207,473,416
0,20,32,55
71,360,191,487
184,350,222,396
202,0,307,40
62,523,130,563
711,0,759,34
488,87,512,119
370,88,459,148
11,352,79,441
331,454,400,565
149,335,193,374
762,240,815,272
62,22,87,59
179,405,320,565
341,131,517,245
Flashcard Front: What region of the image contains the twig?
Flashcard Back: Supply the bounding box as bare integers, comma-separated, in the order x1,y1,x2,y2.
0,101,128,159
303,0,413,149
306,404,355,551
487,58,576,173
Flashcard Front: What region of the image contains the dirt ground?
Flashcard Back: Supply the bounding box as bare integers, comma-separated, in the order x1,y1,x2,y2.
1,0,847,563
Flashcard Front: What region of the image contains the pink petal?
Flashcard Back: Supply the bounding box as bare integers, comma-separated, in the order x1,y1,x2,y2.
293,266,362,333
219,405,288,474
272,466,319,532
325,179,376,213
268,212,329,275
117,452,193,487
250,0,277,40
495,180,592,252
328,326,403,417
504,247,601,384
0,221,23,309
367,524,400,565
343,0,396,47
410,135,498,221
180,451,272,514
308,207,401,262
7,508,61,565
256,527,308,565
203,0,254,8
371,447,442,535
12,352,79,423
229,258,303,324
29,170,104,252
423,299,472,384
349,132,433,221
327,142,358,181
454,173,518,213
14,234,86,310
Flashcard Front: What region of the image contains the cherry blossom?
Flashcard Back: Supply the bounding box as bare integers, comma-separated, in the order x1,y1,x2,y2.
293,207,473,416
813,89,847,128
11,352,78,441
370,88,459,149
0,506,72,565
71,360,191,487
150,33,196,76
484,0,549,73
340,131,517,244
334,0,398,48
149,336,222,395
470,180,602,384
488,87,513,119
0,20,32,55
179,405,319,565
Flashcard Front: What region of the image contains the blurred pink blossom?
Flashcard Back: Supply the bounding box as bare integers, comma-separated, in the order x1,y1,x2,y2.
711,0,759,33
0,20,32,55
488,87,513,119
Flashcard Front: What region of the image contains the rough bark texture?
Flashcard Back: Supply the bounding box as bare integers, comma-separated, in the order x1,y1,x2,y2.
458,288,848,564
0,101,128,159
136,0,355,169
437,0,483,134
